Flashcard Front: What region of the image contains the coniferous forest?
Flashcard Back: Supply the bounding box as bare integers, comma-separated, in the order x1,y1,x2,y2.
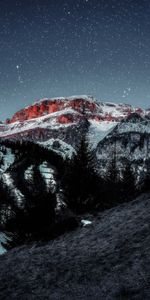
0,136,149,249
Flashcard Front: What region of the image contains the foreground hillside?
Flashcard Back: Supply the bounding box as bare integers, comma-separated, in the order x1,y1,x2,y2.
0,193,150,300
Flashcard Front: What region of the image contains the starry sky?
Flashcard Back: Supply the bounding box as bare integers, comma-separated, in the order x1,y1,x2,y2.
0,0,150,119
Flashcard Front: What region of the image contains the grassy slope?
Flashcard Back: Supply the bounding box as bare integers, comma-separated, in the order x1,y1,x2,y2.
0,193,150,300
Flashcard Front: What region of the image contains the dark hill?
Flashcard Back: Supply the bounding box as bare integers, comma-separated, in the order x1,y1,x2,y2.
0,193,150,300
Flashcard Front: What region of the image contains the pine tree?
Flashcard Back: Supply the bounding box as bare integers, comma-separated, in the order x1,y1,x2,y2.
102,135,123,208
6,165,56,247
121,160,136,201
142,160,150,193
62,134,102,213
103,157,122,208
25,165,56,238
0,178,16,229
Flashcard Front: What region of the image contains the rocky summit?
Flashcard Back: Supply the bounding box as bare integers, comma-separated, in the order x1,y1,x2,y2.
0,95,149,144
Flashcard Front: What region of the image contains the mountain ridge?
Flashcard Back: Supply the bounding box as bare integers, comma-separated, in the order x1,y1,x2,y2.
0,95,149,144
5,95,150,124
0,96,149,183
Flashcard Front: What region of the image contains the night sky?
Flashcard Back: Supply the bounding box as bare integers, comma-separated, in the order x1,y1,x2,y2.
0,0,150,119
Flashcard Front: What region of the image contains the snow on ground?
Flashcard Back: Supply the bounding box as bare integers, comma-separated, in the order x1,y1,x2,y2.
0,148,15,173
24,162,56,190
39,161,56,190
117,119,150,134
24,165,34,181
88,120,117,148
81,219,92,226
0,233,8,255
34,95,95,105
39,139,75,158
0,108,79,138
2,173,24,205
99,101,132,117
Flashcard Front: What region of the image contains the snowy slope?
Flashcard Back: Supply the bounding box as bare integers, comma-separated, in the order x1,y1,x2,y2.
39,138,75,158
0,109,80,138
88,120,118,148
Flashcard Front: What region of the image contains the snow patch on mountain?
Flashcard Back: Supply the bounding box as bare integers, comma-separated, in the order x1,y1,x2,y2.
39,161,56,190
24,165,34,181
0,147,15,173
0,233,8,255
117,119,150,134
2,172,24,205
0,109,79,138
81,219,92,226
39,139,75,158
33,95,95,105
89,120,118,148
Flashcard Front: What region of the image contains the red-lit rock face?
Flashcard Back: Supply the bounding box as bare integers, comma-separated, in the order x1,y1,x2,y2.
57,115,72,124
5,96,148,126
57,113,82,124
8,97,99,124
1,96,148,142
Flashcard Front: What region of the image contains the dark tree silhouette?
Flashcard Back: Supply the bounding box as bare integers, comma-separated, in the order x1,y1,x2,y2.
121,160,136,201
0,178,16,230
62,134,103,213
5,165,56,247
25,165,56,237
103,156,122,208
142,160,150,193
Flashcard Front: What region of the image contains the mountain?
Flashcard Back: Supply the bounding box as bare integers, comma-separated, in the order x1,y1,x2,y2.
0,95,149,187
0,192,150,299
96,113,150,178
0,96,149,150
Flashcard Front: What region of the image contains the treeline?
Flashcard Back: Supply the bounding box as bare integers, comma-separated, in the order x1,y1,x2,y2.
0,140,64,178
0,137,150,248
62,136,139,213
0,165,77,249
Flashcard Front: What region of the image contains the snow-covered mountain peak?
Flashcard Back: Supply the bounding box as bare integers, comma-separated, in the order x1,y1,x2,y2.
0,95,149,149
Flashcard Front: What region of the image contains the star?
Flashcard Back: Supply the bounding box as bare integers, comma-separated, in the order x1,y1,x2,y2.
0,0,148,121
